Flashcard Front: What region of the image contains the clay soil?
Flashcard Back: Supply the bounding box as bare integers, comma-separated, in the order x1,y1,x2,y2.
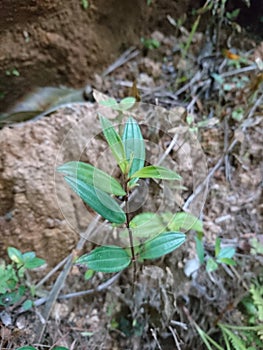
0,0,198,114
0,1,262,349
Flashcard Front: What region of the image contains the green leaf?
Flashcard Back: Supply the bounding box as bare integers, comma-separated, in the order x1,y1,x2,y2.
24,257,46,269
140,231,186,260
165,212,203,232
219,325,247,350
99,97,119,110
223,83,233,91
100,115,127,173
196,324,225,350
57,161,125,196
130,212,158,228
22,299,33,311
81,331,94,337
121,213,166,242
226,8,240,20
99,96,135,112
215,237,221,257
0,286,25,306
119,97,136,110
232,108,244,122
130,165,182,181
76,246,131,273
195,236,205,264
122,117,145,179
12,68,20,77
64,176,126,224
206,258,218,272
130,212,166,238
195,325,215,350
0,263,18,293
217,257,236,266
22,252,36,260
7,247,24,265
81,0,89,10
16,347,37,350
211,73,224,85
217,246,235,259
84,269,94,280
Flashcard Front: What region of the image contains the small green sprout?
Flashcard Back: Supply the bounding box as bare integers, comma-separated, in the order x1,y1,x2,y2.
0,247,45,311
195,236,236,272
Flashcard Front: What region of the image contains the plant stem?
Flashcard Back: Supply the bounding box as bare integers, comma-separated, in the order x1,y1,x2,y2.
124,180,136,290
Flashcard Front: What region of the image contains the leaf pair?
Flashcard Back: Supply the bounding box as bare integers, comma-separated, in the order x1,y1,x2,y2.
120,211,202,243
76,231,186,273
7,247,45,270
57,116,147,224
201,237,236,272
100,115,181,183
100,115,146,179
99,96,136,111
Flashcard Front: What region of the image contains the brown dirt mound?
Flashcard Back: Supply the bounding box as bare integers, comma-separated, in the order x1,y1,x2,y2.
0,0,196,114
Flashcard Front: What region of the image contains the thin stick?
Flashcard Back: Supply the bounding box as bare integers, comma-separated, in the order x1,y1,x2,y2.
102,47,140,77
29,272,122,309
157,134,178,166
124,180,136,291
35,255,68,289
183,113,258,211
33,213,101,342
169,326,182,350
34,253,74,342
150,328,162,350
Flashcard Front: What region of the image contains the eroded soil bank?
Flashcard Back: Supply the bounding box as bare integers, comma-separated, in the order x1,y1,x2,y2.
0,0,197,113
1,0,261,114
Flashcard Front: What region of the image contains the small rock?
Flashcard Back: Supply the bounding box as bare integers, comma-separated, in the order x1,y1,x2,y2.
184,258,200,279
151,31,165,43
137,73,154,87
139,57,162,79
0,311,12,327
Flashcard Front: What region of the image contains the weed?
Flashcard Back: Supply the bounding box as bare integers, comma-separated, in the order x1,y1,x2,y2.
0,247,45,313
81,0,89,10
140,37,160,50
5,68,20,77
195,236,236,272
195,275,263,349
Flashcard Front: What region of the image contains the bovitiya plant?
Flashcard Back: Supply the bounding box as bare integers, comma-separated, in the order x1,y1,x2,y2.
57,101,190,282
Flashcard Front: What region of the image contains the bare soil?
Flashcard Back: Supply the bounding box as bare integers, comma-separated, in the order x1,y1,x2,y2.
0,0,197,114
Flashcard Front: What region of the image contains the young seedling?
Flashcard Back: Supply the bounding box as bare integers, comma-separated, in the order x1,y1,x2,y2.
0,247,45,313
195,236,236,272
57,104,187,287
